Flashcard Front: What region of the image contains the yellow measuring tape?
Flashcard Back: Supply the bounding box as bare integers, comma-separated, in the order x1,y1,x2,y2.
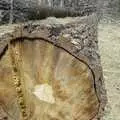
9,41,28,120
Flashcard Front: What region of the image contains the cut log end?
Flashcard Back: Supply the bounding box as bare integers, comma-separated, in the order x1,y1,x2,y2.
0,15,106,120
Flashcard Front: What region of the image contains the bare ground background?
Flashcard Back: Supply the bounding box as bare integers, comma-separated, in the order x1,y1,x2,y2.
98,18,120,120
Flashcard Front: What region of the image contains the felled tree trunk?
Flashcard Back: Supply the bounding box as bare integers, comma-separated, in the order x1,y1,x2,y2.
0,0,97,24
0,14,106,120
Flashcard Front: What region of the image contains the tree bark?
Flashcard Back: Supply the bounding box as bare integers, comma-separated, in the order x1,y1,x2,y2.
9,0,13,24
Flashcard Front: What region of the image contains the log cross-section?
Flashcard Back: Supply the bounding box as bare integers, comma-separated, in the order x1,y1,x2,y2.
0,15,106,120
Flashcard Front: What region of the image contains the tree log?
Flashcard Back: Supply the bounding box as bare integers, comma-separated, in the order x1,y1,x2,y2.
0,0,97,24
0,14,106,120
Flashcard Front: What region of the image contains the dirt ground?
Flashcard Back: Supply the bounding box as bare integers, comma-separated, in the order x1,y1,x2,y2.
98,20,120,120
